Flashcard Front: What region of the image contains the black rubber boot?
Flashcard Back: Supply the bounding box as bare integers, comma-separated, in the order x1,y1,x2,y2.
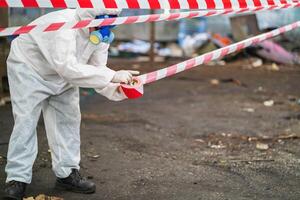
55,169,96,194
4,181,27,200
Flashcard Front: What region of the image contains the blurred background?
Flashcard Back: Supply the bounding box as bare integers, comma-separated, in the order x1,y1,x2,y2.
1,8,300,200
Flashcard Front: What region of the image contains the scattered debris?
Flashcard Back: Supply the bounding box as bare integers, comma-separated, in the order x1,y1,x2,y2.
251,58,263,68
264,100,274,107
181,33,210,57
267,63,280,71
254,40,300,65
210,144,226,149
194,139,205,143
0,96,11,106
243,108,255,113
209,78,247,87
220,78,248,87
118,40,151,54
90,155,100,159
207,60,226,66
278,133,299,140
208,141,226,149
211,33,232,48
210,79,220,86
24,194,63,200
256,143,269,150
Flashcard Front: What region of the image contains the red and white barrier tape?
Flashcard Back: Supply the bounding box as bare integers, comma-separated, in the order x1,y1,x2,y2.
138,21,300,85
1,3,300,37
0,0,299,9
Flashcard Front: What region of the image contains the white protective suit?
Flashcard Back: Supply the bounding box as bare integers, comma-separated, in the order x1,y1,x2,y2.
5,8,126,184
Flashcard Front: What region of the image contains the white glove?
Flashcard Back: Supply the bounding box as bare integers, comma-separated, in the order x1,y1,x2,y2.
112,70,140,84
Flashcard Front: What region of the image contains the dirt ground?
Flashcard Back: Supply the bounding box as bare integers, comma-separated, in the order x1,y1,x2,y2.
0,58,300,200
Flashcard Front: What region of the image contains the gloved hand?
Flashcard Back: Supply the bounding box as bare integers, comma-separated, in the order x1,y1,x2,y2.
112,70,140,84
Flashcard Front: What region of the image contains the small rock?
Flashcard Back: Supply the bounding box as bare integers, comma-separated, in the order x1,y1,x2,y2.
243,108,255,113
210,144,226,149
23,197,35,200
252,59,263,68
271,63,280,71
210,79,220,86
256,143,269,150
194,139,205,143
217,60,226,66
264,100,274,107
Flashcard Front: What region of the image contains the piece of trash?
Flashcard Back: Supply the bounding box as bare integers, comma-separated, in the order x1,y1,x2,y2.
278,133,299,140
211,33,232,48
118,40,151,54
210,79,220,86
0,96,10,106
208,141,226,149
92,155,100,159
48,149,51,153
252,58,263,68
210,144,226,149
217,60,226,66
254,40,300,65
248,137,258,142
34,194,64,200
194,139,205,143
24,197,35,200
243,108,255,113
257,86,264,92
269,63,280,71
181,33,210,57
220,78,248,87
256,143,269,150
264,100,274,107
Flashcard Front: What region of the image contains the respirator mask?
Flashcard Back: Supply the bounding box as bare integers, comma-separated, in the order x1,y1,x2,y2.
89,14,117,45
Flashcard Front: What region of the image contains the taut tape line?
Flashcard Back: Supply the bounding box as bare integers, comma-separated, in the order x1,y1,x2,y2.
1,3,299,37
0,0,299,9
139,21,300,84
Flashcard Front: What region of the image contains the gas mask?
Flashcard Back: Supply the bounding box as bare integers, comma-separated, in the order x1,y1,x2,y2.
89,15,117,45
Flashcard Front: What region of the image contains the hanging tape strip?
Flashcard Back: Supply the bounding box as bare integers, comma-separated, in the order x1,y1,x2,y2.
1,3,300,37
0,0,300,9
138,21,300,85
120,21,300,99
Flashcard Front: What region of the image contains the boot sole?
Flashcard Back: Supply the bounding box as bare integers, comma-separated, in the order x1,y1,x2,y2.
55,182,96,194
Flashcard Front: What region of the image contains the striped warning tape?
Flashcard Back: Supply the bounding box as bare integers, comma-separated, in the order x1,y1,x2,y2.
138,21,300,85
1,2,299,37
0,0,299,9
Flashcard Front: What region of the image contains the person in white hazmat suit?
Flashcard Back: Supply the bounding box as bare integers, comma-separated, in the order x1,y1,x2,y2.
4,8,139,199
